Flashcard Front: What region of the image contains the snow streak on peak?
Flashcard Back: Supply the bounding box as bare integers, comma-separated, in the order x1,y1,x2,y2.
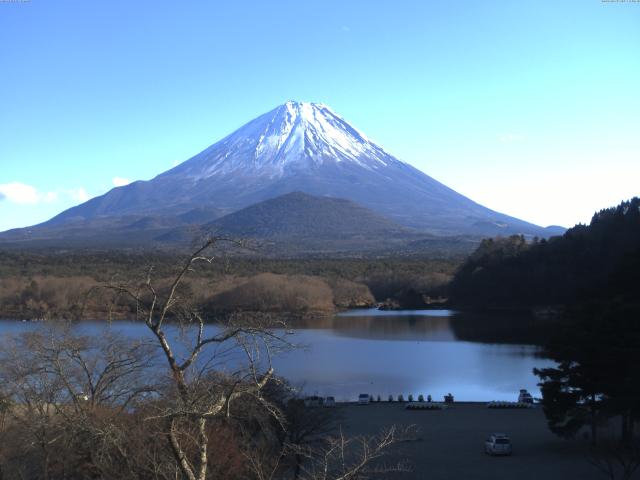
169,101,405,180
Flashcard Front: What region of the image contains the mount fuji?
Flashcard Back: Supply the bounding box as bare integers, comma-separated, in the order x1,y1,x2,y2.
1,101,562,249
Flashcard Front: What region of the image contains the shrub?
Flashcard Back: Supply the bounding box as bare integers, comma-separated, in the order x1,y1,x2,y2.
207,273,335,313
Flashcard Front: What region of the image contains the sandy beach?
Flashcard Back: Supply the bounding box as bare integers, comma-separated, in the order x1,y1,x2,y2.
335,402,602,479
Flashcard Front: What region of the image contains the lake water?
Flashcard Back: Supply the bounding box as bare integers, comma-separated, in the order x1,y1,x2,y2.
0,309,553,402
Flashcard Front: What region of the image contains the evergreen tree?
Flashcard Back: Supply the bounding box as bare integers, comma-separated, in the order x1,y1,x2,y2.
535,303,640,445
450,197,640,308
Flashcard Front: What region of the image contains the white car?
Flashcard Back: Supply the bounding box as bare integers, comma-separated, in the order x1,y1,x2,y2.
484,433,513,456
358,394,370,405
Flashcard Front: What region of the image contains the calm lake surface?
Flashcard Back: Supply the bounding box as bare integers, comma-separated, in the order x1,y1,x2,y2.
0,309,553,402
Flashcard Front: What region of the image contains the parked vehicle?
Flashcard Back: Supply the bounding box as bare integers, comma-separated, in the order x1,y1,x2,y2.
358,394,370,405
304,396,324,407
324,396,336,407
518,389,534,404
484,433,513,456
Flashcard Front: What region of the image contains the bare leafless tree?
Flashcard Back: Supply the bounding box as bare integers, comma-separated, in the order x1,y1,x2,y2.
0,239,417,480
298,425,415,480
0,327,157,479
283,398,340,478
94,238,291,480
246,424,416,480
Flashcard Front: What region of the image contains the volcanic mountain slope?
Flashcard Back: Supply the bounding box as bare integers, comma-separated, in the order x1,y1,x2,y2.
26,101,558,237
156,192,438,255
207,191,407,238
1,191,478,256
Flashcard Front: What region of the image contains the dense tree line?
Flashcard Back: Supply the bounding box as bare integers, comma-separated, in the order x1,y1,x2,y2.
449,197,640,308
0,252,458,319
0,251,460,284
0,273,376,320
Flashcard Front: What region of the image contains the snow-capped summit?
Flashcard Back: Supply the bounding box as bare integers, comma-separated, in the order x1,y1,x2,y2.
35,101,554,238
166,101,400,180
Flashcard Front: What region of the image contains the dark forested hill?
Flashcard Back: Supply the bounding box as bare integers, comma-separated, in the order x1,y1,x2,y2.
207,191,406,238
153,192,482,256
449,197,640,308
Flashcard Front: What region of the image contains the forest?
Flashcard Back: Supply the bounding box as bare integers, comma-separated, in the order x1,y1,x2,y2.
449,197,640,310
0,252,458,320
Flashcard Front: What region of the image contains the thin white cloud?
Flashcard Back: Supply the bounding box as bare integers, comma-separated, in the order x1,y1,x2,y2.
0,182,89,205
498,132,526,143
112,176,131,187
67,187,90,202
341,25,351,32
0,182,46,204
42,191,59,203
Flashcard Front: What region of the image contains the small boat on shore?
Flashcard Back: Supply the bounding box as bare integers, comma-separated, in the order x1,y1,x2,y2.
487,401,533,409
406,402,447,410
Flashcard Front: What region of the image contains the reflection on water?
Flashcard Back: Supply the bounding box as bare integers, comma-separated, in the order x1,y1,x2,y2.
288,309,456,341
449,310,553,346
277,309,553,401
0,309,554,402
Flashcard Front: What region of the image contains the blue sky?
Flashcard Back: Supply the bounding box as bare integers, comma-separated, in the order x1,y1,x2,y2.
1,0,639,231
